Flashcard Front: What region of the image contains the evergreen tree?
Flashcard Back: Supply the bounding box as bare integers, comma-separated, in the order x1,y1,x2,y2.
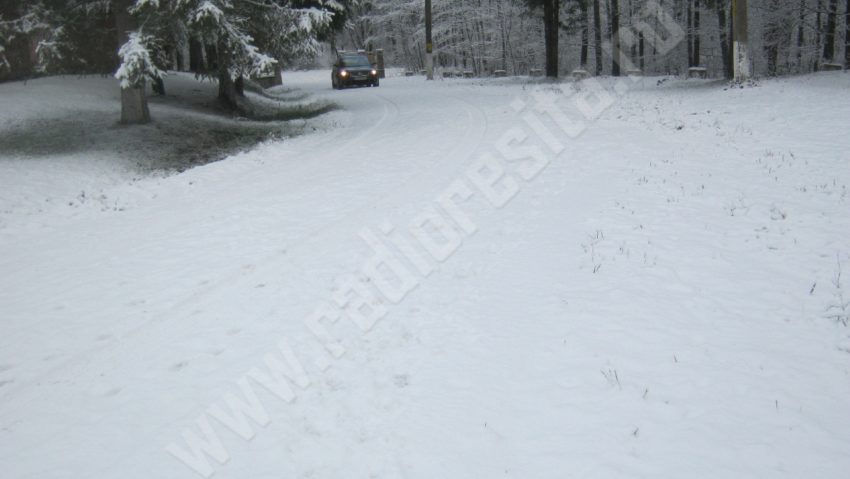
125,0,338,111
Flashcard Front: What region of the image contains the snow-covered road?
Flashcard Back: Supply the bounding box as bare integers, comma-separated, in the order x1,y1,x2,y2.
1,71,849,478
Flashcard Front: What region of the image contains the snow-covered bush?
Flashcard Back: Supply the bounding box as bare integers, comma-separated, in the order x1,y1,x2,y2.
115,32,165,89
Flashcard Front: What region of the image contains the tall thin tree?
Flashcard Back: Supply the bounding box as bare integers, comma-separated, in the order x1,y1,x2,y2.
579,0,589,68
823,0,839,62
845,0,850,67
593,0,603,74
543,0,560,77
693,0,701,67
796,0,805,71
732,0,751,80
715,0,732,78
611,0,620,76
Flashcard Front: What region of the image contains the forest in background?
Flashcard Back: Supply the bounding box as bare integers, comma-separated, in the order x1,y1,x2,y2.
339,0,850,78
1,0,848,90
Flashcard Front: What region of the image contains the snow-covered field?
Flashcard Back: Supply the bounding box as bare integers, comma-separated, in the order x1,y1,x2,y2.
1,70,849,478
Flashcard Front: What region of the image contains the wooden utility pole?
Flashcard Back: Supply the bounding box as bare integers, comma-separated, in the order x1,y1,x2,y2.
425,0,434,80
732,0,751,80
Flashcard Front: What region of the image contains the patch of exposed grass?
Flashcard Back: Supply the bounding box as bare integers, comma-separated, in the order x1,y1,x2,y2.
1,88,335,174
244,102,337,122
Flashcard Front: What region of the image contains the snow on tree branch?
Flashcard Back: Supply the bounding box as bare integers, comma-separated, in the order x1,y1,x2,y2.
115,32,165,89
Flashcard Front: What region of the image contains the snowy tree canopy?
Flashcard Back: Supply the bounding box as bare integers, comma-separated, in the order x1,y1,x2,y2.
339,0,850,78
126,0,342,79
114,31,165,88
1,0,848,82
0,7,51,72
0,1,123,78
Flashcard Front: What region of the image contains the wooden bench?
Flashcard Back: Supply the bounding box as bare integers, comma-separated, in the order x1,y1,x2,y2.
688,67,708,79
571,69,590,80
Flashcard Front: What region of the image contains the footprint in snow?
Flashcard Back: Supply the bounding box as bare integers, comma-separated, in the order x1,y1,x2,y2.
89,384,121,397
0,379,14,388
170,361,189,372
0,364,12,373
227,328,241,336
102,387,122,397
393,374,409,388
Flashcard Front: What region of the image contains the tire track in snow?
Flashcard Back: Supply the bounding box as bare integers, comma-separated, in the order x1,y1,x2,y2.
0,93,401,402
0,87,490,401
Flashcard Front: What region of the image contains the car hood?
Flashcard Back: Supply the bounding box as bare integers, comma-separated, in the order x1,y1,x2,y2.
341,66,373,73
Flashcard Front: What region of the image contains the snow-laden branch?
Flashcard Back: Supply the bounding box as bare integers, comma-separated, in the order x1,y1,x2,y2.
115,31,166,88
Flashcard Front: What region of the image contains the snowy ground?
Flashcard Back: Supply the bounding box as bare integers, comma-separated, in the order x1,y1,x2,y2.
1,70,849,478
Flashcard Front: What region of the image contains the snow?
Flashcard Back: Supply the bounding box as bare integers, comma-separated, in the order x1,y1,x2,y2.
1,70,849,478
115,32,165,89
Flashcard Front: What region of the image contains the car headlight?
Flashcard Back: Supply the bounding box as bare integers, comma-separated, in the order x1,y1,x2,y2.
340,70,348,77
371,69,378,76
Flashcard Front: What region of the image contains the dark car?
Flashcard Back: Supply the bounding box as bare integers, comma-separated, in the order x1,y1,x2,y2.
332,54,380,89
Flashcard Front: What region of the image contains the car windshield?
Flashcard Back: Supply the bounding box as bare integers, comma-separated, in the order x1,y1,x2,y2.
341,56,371,67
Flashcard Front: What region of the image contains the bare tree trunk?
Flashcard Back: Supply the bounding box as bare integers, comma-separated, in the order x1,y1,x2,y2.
272,63,282,87
687,0,694,66
763,0,784,75
218,70,237,109
217,41,238,110
543,0,560,77
796,0,806,71
718,0,732,78
580,0,589,67
732,0,751,80
120,86,151,124
846,0,850,67
594,0,603,74
815,0,823,70
639,31,645,71
611,0,621,76
824,0,838,61
765,42,779,75
693,1,701,66
116,0,150,124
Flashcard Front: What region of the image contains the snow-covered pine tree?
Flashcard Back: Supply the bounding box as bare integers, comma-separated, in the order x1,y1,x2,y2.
115,31,163,123
127,0,337,110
